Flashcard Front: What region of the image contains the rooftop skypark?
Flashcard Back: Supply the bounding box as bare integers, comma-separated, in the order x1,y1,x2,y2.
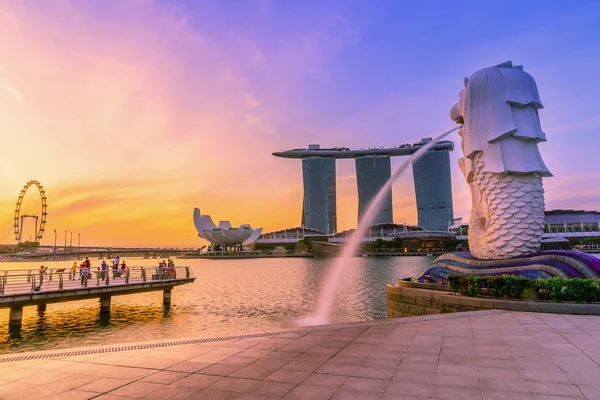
272,139,454,159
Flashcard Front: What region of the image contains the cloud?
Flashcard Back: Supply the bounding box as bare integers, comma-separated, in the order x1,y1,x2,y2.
0,0,597,245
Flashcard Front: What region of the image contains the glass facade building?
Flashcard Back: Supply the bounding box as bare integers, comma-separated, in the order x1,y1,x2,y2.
355,155,393,225
301,157,337,233
275,140,455,234
412,149,454,231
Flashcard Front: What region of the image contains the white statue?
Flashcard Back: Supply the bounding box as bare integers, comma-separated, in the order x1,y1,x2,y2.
450,61,552,259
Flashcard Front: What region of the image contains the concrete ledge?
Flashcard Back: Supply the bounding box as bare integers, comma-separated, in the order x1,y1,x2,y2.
397,279,453,291
529,302,575,314
574,304,600,315
491,300,531,312
387,282,600,318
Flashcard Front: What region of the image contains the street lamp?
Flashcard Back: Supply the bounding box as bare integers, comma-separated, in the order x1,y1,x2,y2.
64,230,67,259
78,233,81,260
70,232,73,254
53,229,57,259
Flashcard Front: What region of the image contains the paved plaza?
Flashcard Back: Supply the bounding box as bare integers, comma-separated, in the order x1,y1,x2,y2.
0,310,599,399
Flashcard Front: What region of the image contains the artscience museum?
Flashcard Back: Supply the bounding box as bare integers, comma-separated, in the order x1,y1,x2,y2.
193,208,263,250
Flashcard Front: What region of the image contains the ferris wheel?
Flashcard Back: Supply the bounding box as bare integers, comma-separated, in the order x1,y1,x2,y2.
14,180,47,244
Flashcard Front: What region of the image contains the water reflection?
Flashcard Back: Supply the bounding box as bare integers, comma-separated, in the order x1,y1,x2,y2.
0,303,181,352
0,256,433,353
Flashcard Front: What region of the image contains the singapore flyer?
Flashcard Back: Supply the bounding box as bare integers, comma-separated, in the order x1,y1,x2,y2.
13,180,47,244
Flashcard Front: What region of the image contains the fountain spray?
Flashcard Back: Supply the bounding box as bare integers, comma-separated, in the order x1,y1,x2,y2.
297,126,461,326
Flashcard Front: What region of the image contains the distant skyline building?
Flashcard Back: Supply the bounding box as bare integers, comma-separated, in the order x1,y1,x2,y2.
412,144,454,231
301,152,337,234
355,155,392,225
273,139,454,232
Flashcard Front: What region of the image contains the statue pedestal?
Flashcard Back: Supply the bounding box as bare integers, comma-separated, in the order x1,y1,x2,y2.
418,251,600,284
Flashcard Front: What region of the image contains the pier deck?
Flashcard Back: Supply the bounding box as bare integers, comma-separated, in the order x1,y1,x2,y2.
0,266,195,330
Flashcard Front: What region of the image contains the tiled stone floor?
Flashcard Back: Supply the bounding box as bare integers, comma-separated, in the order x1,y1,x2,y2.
1,310,599,399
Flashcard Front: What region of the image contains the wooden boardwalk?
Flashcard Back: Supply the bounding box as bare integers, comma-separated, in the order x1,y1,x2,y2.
0,266,195,330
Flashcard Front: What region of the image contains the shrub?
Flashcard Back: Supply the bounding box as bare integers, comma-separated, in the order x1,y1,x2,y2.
484,276,504,298
542,277,565,303
534,278,549,301
447,274,600,303
501,275,532,299
448,275,470,296
446,274,461,293
477,275,531,299
564,278,600,303
466,275,482,297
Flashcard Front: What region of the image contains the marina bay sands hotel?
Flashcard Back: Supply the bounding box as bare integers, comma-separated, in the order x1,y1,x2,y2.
273,138,454,233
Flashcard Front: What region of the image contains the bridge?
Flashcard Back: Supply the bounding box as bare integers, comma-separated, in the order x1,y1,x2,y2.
1,245,197,259
0,266,195,331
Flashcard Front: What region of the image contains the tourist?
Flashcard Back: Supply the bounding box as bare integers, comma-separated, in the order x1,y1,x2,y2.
37,265,47,290
167,259,175,278
120,260,127,277
158,260,166,278
112,256,119,278
101,260,108,280
81,264,90,286
96,266,101,286
84,257,91,269
71,262,78,280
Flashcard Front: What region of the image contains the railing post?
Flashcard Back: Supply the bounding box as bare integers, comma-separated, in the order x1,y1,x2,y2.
185,267,190,279
142,267,146,282
125,269,130,284
59,273,64,290
83,273,88,288
105,271,110,286
31,275,36,292
27,270,32,283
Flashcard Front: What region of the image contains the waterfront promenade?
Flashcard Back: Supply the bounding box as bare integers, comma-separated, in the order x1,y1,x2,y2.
0,310,598,399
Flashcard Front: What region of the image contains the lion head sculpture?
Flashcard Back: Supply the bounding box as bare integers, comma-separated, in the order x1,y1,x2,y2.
449,61,552,260
450,61,552,183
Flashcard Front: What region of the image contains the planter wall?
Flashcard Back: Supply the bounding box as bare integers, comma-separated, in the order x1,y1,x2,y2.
387,281,600,318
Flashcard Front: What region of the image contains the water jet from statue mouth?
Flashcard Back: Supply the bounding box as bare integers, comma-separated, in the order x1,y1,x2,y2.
295,125,462,327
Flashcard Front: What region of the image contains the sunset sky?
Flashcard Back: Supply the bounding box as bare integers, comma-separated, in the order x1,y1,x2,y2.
1,0,599,246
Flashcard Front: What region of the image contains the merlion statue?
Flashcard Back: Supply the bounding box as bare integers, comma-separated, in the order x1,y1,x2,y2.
450,61,552,260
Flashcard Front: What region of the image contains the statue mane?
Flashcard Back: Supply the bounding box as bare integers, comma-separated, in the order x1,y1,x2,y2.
451,61,552,179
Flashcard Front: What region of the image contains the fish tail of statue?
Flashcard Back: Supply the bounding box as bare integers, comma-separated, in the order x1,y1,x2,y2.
468,153,545,259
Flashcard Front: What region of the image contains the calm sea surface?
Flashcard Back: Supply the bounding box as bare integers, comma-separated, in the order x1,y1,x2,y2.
0,256,434,353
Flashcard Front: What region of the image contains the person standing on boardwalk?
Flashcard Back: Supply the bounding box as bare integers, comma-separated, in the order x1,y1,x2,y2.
37,265,47,290
100,260,108,280
113,255,120,278
71,262,77,280
81,264,89,286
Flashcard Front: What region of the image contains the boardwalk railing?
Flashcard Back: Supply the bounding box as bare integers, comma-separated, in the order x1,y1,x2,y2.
0,266,192,296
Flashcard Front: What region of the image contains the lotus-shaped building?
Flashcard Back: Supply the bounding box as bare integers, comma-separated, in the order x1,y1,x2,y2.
193,208,263,248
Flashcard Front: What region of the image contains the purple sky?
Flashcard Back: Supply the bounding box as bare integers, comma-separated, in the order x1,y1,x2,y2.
1,0,599,244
